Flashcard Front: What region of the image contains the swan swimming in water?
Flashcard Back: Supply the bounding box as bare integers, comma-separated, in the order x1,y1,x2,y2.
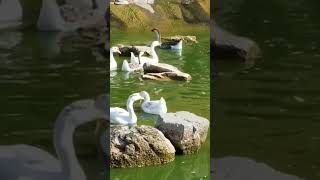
110,93,144,125
0,95,108,180
122,51,142,72
110,46,121,71
0,0,22,29
152,28,183,50
121,59,142,72
138,41,161,66
140,91,167,115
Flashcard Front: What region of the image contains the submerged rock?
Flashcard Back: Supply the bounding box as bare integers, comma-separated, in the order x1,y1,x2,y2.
162,35,198,44
155,111,209,154
142,63,192,81
110,125,175,168
212,23,262,61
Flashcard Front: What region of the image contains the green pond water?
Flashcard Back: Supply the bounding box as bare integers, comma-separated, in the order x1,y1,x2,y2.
110,30,210,179
214,0,320,179
0,2,107,179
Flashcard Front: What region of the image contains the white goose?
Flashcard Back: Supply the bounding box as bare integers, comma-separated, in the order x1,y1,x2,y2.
0,0,22,29
140,91,167,115
130,52,139,64
110,46,121,71
121,59,141,72
152,28,183,50
0,96,108,180
138,41,161,66
110,93,143,125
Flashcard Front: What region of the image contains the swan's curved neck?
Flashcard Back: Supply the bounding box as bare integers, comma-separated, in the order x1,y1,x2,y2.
110,50,116,63
126,98,137,124
142,93,150,103
150,44,158,61
53,108,85,180
154,30,161,42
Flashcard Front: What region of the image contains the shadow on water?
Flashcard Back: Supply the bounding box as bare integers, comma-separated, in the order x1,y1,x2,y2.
214,0,320,179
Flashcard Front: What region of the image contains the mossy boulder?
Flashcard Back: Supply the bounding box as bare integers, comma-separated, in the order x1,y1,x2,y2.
110,125,175,168
155,111,209,154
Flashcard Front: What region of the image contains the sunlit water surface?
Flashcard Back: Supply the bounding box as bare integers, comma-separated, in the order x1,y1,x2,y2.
110,30,210,180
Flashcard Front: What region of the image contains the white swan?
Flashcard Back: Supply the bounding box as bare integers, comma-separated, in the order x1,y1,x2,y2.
0,96,108,180
140,91,167,115
121,59,142,72
170,40,183,50
0,0,22,29
138,41,161,65
110,93,143,125
152,28,183,50
110,46,121,71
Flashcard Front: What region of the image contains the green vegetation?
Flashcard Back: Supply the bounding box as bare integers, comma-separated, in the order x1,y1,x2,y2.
111,0,210,32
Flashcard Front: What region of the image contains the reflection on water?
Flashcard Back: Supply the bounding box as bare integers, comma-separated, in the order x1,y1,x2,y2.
110,31,210,179
0,31,22,49
0,29,106,180
214,0,320,179
34,32,64,58
212,157,302,180
0,96,108,180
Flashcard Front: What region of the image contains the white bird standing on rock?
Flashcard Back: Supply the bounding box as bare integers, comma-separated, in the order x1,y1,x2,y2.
140,91,167,115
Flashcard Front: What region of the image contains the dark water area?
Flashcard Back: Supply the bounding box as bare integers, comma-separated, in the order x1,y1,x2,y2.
214,0,320,179
0,1,107,179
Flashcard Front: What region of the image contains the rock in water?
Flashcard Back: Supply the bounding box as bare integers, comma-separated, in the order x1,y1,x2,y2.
142,63,192,81
117,44,152,56
155,111,209,154
162,35,198,44
213,23,262,61
110,125,175,168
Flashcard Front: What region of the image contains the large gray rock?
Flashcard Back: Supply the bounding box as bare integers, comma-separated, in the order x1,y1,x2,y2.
110,125,175,168
155,111,209,154
142,63,192,81
212,22,262,61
